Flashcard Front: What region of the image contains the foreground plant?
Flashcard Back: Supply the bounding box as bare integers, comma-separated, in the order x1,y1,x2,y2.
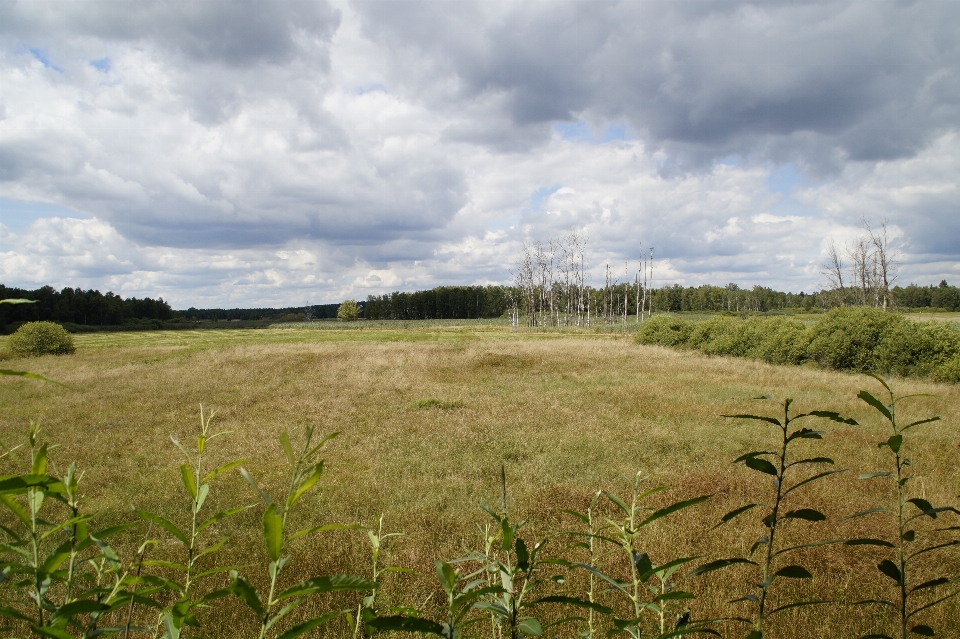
369,467,566,638
0,422,152,636
230,426,374,639
693,397,856,638
851,374,960,639
579,472,713,638
135,405,249,638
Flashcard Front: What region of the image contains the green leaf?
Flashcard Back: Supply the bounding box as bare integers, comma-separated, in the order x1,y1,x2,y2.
278,574,376,599
230,573,263,617
858,390,893,422
787,457,834,469
304,431,340,460
910,578,949,593
529,596,613,615
858,472,891,480
516,537,530,571
785,469,848,496
197,505,254,533
179,465,197,499
559,509,589,524
50,600,110,621
723,414,781,426
638,494,711,528
652,590,694,603
0,473,63,495
240,467,272,506
516,617,543,636
774,565,812,579
501,518,514,552
786,427,823,442
136,510,189,546
886,435,903,454
633,552,653,581
90,534,122,573
767,600,832,616
279,431,295,466
907,498,935,518
262,503,283,562
844,539,895,548
744,457,778,476
712,504,758,530
901,417,940,432
603,491,630,515
0,370,62,385
909,625,935,636
877,560,902,585
31,627,74,639
782,509,826,522
202,460,245,484
688,558,757,578
807,410,858,425
366,615,446,635
39,539,73,577
0,606,32,622
289,462,323,506
436,560,458,594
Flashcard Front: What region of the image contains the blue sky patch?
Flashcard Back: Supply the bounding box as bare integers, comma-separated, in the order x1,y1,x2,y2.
767,163,804,195
90,58,111,72
530,184,561,211
0,198,86,234
27,47,63,72
554,121,635,143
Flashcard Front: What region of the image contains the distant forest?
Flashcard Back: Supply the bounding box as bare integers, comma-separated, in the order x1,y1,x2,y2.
0,280,957,333
363,281,960,320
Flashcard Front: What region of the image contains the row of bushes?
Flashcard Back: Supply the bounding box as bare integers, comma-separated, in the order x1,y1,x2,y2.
636,308,960,383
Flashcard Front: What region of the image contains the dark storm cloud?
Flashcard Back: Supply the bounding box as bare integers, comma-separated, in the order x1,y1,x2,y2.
0,0,340,67
357,0,960,171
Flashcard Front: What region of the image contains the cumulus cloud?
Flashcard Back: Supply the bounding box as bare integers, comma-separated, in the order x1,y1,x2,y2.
0,0,958,305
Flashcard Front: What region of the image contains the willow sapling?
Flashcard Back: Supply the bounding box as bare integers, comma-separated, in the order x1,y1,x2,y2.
576,471,713,638
849,374,960,639
0,422,149,636
692,397,856,638
231,426,374,639
135,405,250,638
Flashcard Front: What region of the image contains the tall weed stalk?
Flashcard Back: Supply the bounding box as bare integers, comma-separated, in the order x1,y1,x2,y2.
850,375,960,638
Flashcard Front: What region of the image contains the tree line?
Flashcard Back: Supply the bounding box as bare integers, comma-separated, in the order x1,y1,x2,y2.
0,285,174,328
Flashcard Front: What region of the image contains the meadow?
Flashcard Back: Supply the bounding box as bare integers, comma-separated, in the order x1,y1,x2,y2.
1,321,958,637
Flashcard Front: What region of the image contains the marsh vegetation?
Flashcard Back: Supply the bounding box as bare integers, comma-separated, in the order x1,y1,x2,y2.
1,324,957,637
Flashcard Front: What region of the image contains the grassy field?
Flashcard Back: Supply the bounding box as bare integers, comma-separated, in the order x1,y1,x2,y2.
1,323,958,637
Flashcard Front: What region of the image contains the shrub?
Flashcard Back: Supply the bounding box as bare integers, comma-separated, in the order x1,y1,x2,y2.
934,354,960,383
7,321,75,357
337,299,361,321
752,317,811,365
687,316,736,351
805,307,905,372
635,315,693,346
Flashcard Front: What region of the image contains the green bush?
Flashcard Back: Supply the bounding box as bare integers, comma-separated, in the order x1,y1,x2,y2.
752,317,811,365
805,307,905,372
634,308,959,383
337,299,361,321
934,353,960,383
7,321,75,357
634,314,693,346
687,316,736,350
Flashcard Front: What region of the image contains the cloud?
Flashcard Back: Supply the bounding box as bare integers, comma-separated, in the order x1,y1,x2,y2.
0,0,958,305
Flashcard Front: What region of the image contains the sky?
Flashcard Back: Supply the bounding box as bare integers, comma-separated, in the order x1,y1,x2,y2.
1,0,958,308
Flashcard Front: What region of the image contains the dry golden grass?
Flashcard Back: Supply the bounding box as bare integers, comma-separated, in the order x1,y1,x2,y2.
1,325,958,637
